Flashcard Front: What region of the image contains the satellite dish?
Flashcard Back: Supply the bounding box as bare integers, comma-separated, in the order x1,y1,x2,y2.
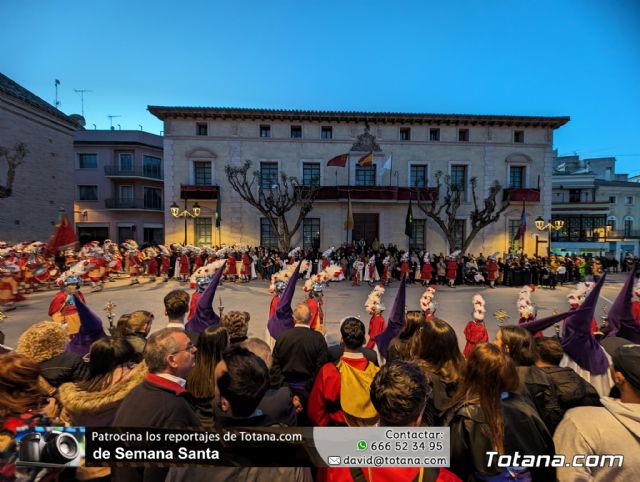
69,114,86,128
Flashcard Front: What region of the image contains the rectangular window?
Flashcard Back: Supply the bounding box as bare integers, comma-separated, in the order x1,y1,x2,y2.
143,227,163,244
194,217,212,247
321,126,333,139
118,185,134,202
260,162,279,189
355,165,377,186
458,129,469,142
452,219,466,251
143,155,162,178
260,125,271,138
117,226,134,244
196,123,208,136
514,130,525,143
450,165,467,192
625,196,634,205
78,153,97,169
77,185,98,201
260,218,279,248
302,162,321,186
607,218,616,231
400,127,411,141
508,219,523,252
569,189,582,203
624,219,633,237
409,219,426,250
143,187,162,210
290,126,302,138
509,166,525,189
609,196,616,204
194,161,212,185
410,165,428,188
429,128,440,141
303,218,321,250
119,153,133,171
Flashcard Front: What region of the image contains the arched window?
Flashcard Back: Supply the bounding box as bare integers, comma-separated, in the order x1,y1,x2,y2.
624,216,634,237
607,216,617,231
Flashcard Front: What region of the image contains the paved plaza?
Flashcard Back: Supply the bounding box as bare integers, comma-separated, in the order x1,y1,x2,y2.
1,273,628,350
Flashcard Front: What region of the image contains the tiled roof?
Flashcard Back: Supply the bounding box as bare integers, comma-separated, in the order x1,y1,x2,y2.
0,72,76,125
148,106,570,128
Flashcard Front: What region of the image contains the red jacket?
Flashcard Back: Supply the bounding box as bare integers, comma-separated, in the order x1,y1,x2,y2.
463,320,488,358
366,314,386,349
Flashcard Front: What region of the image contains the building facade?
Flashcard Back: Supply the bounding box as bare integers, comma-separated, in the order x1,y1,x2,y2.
552,156,640,258
0,73,78,242
73,130,164,245
149,107,569,256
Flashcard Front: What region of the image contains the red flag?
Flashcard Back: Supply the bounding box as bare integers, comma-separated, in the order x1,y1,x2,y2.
357,151,373,166
327,153,348,167
47,211,78,254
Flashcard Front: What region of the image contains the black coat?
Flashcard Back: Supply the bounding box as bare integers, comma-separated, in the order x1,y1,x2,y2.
270,326,329,400
515,365,564,434
540,366,601,410
39,352,88,387
445,393,555,482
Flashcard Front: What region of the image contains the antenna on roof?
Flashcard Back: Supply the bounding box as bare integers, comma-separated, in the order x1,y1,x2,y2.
54,79,61,109
74,89,93,118
107,115,121,130
138,124,143,131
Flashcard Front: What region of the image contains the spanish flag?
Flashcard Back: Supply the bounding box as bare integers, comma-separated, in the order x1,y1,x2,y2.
357,151,373,167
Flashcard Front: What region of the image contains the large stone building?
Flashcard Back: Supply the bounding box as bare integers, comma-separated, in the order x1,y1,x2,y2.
149,107,569,255
0,73,78,242
551,156,640,258
73,130,164,245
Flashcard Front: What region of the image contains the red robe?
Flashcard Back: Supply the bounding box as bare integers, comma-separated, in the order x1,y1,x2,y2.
147,257,158,276
632,301,640,325
241,254,251,275
463,320,488,358
226,256,237,276
160,256,170,275
421,263,432,282
366,314,386,349
400,261,409,276
48,291,86,335
381,265,390,282
322,258,329,271
189,292,200,320
307,298,324,330
269,296,280,319
194,255,204,270
487,261,499,281
308,356,368,427
178,254,190,275
446,260,458,281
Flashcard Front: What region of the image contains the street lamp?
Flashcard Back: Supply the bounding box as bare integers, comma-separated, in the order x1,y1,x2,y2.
170,201,201,245
535,216,565,258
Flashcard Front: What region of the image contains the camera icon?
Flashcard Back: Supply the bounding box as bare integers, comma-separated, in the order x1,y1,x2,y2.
18,431,80,467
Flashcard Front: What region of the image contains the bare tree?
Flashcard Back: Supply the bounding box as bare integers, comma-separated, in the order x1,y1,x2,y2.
224,160,319,250
415,170,510,253
0,142,28,198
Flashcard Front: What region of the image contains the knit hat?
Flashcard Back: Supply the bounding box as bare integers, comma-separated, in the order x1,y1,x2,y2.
268,260,303,340
66,294,108,356
16,321,68,362
606,265,640,343
562,273,609,374
185,259,226,333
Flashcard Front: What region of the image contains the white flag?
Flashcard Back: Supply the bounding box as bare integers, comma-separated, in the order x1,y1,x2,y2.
382,154,392,171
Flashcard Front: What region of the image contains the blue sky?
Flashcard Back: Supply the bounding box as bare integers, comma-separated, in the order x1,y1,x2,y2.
2,0,639,173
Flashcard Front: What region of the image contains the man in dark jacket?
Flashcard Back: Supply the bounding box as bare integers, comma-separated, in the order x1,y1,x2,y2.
535,336,601,410
270,303,330,423
113,328,201,482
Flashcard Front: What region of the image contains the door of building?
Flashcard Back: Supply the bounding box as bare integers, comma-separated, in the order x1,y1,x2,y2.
353,213,379,245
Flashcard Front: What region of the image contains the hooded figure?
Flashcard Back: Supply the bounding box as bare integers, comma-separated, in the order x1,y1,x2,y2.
185,260,226,334
66,294,108,357
605,265,640,343
559,274,613,396
374,274,407,362
267,260,304,341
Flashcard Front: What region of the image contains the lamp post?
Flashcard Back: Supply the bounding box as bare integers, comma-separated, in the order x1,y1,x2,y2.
170,200,201,245
535,216,565,258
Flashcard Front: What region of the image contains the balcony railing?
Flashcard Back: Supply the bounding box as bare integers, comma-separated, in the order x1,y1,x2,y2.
312,185,438,201
503,188,540,203
551,230,640,242
105,198,163,210
104,166,163,180
180,184,219,200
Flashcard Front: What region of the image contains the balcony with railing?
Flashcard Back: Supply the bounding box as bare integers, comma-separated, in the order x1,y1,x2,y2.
104,165,163,180
503,188,540,203
312,186,438,201
105,198,163,211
